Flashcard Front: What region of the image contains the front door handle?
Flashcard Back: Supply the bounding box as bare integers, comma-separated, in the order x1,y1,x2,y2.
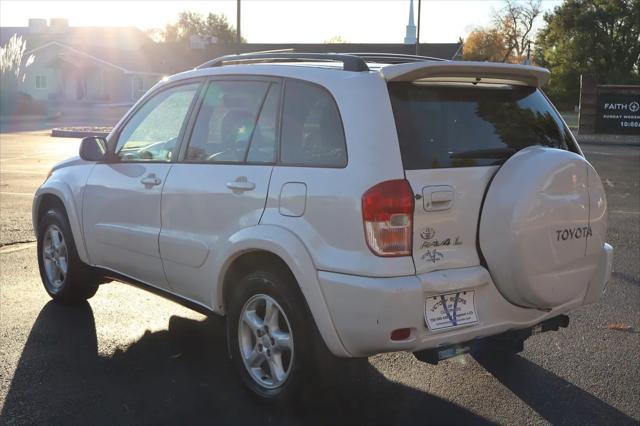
227,176,255,193
140,174,162,187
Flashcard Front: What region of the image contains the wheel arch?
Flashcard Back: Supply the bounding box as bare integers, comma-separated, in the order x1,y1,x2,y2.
216,225,351,357
33,184,90,264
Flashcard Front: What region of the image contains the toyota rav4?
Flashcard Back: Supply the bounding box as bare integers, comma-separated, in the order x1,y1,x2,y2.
33,52,613,402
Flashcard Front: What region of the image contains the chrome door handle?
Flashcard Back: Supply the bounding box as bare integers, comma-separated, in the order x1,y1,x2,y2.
227,177,255,193
140,174,162,187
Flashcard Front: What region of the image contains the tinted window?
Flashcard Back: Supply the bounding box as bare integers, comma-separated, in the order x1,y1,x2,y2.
280,80,347,167
116,83,199,162
388,83,572,170
186,81,270,163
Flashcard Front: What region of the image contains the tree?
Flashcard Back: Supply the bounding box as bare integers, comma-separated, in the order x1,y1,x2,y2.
160,11,244,43
462,28,508,62
0,34,34,85
492,0,542,62
463,0,541,63
0,34,37,116
323,35,349,44
535,0,640,107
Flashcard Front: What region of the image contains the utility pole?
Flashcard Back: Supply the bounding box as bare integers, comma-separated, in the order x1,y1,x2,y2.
415,0,421,56
236,0,241,52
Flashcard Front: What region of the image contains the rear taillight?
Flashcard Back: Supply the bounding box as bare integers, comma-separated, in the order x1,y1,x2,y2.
362,179,414,257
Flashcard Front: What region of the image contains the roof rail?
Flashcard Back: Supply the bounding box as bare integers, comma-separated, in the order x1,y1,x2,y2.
346,53,448,64
196,52,370,72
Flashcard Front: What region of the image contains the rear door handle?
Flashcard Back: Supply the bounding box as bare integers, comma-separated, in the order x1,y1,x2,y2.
423,185,454,211
140,174,162,187
227,177,255,193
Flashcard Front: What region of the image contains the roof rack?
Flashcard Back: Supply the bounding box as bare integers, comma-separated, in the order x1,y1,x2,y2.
196,52,370,72
346,53,448,63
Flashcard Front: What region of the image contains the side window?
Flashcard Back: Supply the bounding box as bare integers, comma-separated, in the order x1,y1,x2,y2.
116,83,199,162
280,80,347,167
186,81,271,163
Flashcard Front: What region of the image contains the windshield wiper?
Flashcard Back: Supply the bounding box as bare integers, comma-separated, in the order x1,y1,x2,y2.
449,147,517,159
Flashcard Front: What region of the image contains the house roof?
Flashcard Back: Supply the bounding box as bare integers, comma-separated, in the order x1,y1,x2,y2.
0,26,150,51
2,25,161,74
23,41,163,75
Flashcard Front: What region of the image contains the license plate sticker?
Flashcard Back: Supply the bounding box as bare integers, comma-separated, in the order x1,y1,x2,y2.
425,291,478,331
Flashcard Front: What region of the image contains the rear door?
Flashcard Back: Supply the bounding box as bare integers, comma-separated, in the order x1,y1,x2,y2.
159,77,280,305
386,81,574,274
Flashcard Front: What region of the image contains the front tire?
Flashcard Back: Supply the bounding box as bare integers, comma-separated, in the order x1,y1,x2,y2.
37,207,98,303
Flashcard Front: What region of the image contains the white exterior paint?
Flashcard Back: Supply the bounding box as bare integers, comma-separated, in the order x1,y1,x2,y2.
33,59,613,358
159,163,274,305
82,162,174,288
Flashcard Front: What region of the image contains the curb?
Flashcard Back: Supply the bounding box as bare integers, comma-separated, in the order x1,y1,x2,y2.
579,140,640,147
0,112,62,124
51,128,110,138
569,128,640,146
575,135,640,147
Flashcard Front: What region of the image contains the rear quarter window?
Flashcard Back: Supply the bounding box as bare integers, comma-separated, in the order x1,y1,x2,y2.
280,79,347,167
387,83,573,170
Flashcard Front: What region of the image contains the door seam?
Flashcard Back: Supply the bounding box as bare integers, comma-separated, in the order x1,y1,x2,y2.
158,163,175,289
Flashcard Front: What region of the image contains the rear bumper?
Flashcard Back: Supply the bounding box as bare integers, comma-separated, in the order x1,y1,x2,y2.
318,243,613,357
583,242,614,304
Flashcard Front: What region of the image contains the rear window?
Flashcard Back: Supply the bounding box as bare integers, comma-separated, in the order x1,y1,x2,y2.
387,83,572,170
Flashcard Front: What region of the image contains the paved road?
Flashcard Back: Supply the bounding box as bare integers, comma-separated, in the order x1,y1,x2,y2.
0,131,638,425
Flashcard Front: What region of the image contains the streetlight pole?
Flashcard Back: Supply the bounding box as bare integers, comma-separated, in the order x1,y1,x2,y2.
415,0,421,56
236,0,241,52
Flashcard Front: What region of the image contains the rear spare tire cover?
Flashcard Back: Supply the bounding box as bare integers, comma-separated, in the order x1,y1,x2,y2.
479,146,607,309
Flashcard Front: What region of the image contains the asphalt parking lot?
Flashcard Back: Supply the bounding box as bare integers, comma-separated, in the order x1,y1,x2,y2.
0,130,638,425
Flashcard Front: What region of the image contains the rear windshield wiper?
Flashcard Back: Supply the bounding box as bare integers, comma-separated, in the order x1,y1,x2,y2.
449,147,517,159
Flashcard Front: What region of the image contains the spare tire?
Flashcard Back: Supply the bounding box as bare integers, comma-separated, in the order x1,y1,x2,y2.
479,146,607,309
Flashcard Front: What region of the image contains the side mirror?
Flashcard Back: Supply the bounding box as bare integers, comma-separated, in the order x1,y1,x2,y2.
79,136,108,162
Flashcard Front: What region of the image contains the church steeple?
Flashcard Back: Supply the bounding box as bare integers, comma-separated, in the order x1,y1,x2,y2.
404,0,417,44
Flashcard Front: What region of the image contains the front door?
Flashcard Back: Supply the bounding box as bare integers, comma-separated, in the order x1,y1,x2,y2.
82,82,200,287
160,78,280,306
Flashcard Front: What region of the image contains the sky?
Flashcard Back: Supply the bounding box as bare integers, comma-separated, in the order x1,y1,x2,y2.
0,0,564,44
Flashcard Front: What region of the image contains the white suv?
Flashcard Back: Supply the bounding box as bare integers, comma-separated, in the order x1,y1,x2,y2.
33,52,613,401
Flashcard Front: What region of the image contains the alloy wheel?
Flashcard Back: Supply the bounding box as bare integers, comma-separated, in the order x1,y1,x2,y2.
42,224,68,288
238,293,294,389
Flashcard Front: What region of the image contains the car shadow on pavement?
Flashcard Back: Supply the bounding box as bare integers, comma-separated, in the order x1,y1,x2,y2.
1,301,493,426
475,353,636,425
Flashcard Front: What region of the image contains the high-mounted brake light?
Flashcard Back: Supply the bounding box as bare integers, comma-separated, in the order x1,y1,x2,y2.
362,179,414,257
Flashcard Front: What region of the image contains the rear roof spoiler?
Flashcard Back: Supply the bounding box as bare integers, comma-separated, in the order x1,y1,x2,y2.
381,61,550,87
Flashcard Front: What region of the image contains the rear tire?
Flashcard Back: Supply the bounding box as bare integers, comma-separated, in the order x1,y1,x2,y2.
37,207,98,304
226,265,367,403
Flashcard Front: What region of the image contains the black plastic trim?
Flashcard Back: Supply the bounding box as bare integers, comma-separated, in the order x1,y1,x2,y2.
346,52,447,63
96,268,215,316
413,314,570,365
197,52,370,72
